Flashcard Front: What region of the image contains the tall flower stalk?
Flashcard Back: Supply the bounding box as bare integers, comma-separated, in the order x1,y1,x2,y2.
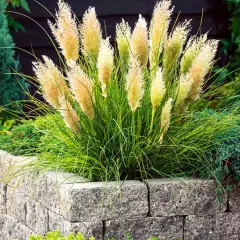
149,0,173,70
160,98,173,144
59,98,81,134
97,38,114,97
150,67,165,132
163,20,191,84
174,74,192,113
130,15,149,69
185,40,218,105
126,58,144,112
48,0,79,65
67,64,94,119
80,7,102,65
180,34,207,75
116,19,131,66
33,56,69,108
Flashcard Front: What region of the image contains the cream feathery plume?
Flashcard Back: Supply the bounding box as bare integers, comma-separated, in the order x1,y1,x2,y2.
163,20,191,84
126,58,144,112
151,67,166,109
80,7,102,63
67,63,94,119
160,98,173,144
116,19,131,65
130,15,149,69
180,34,207,74
97,38,114,97
186,39,218,103
59,98,81,134
149,0,173,69
174,74,192,113
48,0,79,65
33,56,69,109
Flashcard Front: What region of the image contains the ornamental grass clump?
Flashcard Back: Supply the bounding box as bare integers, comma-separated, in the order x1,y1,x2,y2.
23,0,239,181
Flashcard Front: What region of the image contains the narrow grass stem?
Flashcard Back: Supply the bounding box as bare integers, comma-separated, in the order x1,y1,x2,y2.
149,107,156,134
132,111,136,144
137,110,142,136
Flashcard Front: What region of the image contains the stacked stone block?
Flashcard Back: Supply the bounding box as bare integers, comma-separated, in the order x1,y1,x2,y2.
0,150,240,240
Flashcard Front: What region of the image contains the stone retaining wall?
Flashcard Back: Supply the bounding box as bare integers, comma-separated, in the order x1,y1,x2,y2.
0,150,240,240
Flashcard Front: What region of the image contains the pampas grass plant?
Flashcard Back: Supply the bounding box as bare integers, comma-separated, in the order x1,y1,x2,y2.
7,0,239,182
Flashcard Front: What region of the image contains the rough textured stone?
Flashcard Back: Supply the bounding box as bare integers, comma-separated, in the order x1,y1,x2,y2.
0,151,35,184
1,152,148,222
10,170,88,197
0,150,87,194
49,211,103,239
0,182,6,214
61,181,148,222
0,150,15,181
147,178,226,216
184,215,214,240
0,152,148,222
0,213,6,238
12,222,35,240
46,171,88,184
6,187,28,224
0,214,18,240
4,151,240,240
214,213,240,240
26,199,48,235
229,188,240,212
0,214,34,240
35,180,148,222
105,217,183,240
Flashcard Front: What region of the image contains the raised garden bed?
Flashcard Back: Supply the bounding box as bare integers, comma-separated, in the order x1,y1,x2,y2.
1,150,240,240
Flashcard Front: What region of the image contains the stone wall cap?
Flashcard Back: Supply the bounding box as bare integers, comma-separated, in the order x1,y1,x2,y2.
46,171,89,184
145,178,214,184
68,180,145,190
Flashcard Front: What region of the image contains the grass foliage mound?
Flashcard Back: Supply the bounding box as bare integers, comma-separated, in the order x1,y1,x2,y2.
2,0,239,182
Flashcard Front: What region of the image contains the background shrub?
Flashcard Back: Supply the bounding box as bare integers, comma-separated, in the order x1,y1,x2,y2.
6,0,30,32
0,115,53,155
0,0,26,119
214,120,240,188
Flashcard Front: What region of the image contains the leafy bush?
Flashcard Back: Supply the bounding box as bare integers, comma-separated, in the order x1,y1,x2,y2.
0,115,53,155
193,76,240,111
214,120,240,187
29,230,95,240
29,230,160,240
11,0,239,182
0,0,26,119
210,77,240,110
0,118,14,134
6,0,30,32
